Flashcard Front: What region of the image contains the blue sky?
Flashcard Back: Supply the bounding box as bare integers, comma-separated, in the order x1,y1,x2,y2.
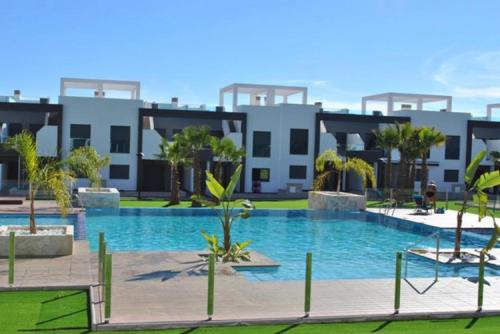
2,0,500,116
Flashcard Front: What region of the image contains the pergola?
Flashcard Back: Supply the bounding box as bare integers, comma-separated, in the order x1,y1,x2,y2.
361,92,452,115
219,83,307,111
486,103,500,120
60,77,141,99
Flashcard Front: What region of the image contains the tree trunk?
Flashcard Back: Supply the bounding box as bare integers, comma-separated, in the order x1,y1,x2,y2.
420,154,429,195
170,164,180,205
454,191,468,257
223,224,231,253
29,184,36,234
215,162,223,185
385,151,392,190
336,170,342,193
409,160,416,191
191,153,202,207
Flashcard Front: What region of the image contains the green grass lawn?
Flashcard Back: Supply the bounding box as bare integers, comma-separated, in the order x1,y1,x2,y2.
4,290,500,334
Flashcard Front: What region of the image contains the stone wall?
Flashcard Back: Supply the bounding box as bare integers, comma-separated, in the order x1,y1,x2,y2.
308,191,366,211
0,225,73,257
78,187,120,208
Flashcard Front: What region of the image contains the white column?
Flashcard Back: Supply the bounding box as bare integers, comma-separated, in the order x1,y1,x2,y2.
283,95,288,103
266,88,275,106
361,98,367,115
446,97,452,112
302,89,308,104
219,90,224,107
416,96,423,110
232,86,238,112
387,94,394,114
487,105,493,120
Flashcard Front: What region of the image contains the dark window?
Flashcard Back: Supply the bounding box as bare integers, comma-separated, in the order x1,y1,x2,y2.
444,169,459,182
415,168,422,182
252,168,270,182
253,131,271,157
210,130,224,138
70,124,91,149
8,123,22,137
445,136,460,160
335,132,347,155
290,129,308,155
109,165,129,179
155,128,167,138
289,165,307,179
29,124,43,137
364,133,377,150
110,126,130,153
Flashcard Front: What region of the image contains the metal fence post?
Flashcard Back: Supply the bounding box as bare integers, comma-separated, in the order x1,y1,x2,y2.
445,190,449,210
394,252,402,314
207,253,215,320
478,252,485,311
104,253,112,320
101,242,107,286
8,232,15,286
304,252,312,317
98,232,105,285
435,235,440,282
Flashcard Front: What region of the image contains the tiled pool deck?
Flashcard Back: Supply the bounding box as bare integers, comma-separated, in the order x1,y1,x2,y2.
1,208,500,329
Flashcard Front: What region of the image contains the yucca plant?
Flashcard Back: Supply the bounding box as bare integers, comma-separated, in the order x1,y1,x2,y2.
455,150,500,257
194,164,254,262
5,131,73,234
65,146,110,188
313,149,376,193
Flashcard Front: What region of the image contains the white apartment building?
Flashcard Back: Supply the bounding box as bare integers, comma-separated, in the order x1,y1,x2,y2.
0,78,499,196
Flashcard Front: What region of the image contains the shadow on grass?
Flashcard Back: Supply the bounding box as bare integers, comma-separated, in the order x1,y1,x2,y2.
36,308,87,326
42,290,86,304
18,326,90,333
371,320,392,332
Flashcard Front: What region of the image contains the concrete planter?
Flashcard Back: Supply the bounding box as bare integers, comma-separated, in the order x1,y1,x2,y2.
308,191,366,211
0,225,74,257
78,187,120,208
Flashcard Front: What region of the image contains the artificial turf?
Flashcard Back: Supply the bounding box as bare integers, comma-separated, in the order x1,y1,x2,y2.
3,290,500,333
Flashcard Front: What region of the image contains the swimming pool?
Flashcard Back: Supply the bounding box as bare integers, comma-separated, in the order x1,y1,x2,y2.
1,209,497,281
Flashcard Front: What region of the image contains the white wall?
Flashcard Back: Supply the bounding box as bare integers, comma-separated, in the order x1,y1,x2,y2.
390,109,471,191
242,103,319,193
59,96,143,191
36,125,58,157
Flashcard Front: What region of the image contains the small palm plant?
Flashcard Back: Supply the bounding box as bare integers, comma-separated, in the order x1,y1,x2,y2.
195,164,255,262
313,149,376,193
209,136,245,186
65,146,110,188
417,127,446,195
454,150,500,257
373,125,399,190
156,136,190,205
5,131,73,234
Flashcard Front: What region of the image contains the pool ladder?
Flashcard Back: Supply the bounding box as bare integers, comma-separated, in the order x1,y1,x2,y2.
402,231,440,294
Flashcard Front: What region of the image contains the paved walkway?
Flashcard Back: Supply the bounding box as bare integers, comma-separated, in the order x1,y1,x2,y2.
367,208,495,229
0,198,83,215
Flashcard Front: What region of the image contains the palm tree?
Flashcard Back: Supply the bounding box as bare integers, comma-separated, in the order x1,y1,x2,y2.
417,127,446,194
65,146,110,188
313,149,376,193
209,136,245,186
454,150,500,257
156,135,190,205
373,125,399,190
178,126,211,207
5,131,73,234
394,122,415,200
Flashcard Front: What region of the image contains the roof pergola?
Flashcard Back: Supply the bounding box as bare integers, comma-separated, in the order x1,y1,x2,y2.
487,103,500,120
361,92,452,115
60,77,141,99
219,83,307,111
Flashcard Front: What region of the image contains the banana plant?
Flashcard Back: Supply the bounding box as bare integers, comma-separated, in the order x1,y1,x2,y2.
455,150,500,257
194,164,255,261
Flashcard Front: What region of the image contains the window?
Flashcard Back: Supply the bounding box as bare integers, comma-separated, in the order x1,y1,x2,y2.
29,124,43,137
109,165,129,179
8,123,22,137
110,126,130,153
253,131,271,157
415,168,422,182
289,165,307,179
155,128,167,138
444,169,459,183
252,168,270,182
70,124,91,149
445,136,460,160
290,129,308,155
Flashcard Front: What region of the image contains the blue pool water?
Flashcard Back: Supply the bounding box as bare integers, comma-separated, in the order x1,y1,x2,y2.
1,209,498,281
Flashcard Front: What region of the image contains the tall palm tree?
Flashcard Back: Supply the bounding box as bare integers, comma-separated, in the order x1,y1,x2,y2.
209,136,245,186
156,135,189,205
65,146,111,188
417,127,446,194
178,126,211,207
313,149,376,193
5,131,73,234
373,125,399,190
394,122,414,200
